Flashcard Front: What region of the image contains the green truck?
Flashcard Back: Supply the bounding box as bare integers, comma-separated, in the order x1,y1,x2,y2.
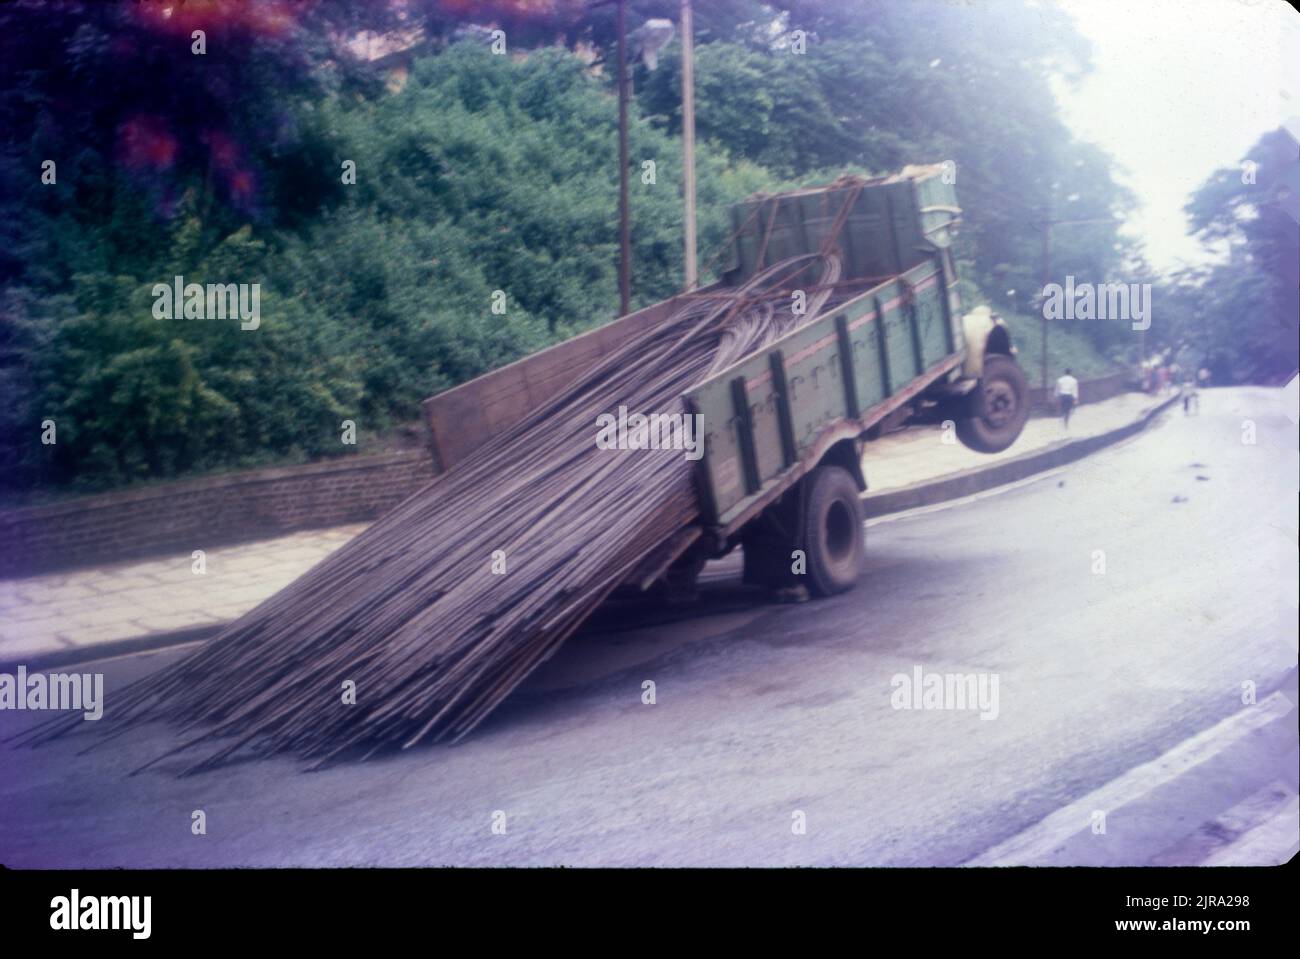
421,164,1029,600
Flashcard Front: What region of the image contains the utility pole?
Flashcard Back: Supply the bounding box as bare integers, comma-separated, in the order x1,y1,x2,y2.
680,0,697,290
1038,213,1122,393
616,0,631,315
1040,221,1051,395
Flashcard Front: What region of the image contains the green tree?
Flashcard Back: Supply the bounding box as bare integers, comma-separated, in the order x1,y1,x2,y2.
1167,129,1300,382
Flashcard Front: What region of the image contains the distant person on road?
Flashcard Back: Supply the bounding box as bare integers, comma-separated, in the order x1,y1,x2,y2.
1056,368,1079,429
1182,377,1199,415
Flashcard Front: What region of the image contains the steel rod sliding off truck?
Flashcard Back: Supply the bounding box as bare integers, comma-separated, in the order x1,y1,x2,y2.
420,164,1030,602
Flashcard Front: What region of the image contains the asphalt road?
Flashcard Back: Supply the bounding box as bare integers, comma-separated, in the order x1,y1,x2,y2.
1,387,1296,867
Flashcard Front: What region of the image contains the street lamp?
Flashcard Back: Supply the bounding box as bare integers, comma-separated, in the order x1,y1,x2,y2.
633,18,674,70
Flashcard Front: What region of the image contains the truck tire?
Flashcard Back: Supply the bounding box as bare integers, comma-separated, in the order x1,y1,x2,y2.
956,354,1029,454
802,465,865,597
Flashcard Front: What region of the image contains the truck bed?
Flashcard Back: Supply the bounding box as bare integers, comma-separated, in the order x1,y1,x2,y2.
419,168,966,583
686,252,963,535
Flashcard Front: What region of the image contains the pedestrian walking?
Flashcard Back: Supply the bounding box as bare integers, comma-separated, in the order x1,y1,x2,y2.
1056,367,1079,429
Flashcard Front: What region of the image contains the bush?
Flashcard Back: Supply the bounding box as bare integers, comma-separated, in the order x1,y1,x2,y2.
0,43,775,496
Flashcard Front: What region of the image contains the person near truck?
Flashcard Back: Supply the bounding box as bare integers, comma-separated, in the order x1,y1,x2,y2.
1183,374,1199,415
1056,368,1079,428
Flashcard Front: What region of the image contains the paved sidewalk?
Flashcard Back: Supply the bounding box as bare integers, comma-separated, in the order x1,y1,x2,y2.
0,390,1176,668
0,525,366,666
864,389,1161,490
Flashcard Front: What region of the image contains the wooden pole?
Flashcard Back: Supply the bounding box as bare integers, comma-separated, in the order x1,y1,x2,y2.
617,0,631,315
1038,214,1116,394
1040,220,1051,395
681,0,697,291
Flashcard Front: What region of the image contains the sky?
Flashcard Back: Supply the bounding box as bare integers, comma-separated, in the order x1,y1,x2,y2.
1049,0,1300,274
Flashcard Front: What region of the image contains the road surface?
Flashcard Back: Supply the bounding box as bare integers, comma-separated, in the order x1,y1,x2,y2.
1,387,1296,867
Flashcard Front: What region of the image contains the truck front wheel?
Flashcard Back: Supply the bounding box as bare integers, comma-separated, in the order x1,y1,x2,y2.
956,354,1029,454
803,465,865,597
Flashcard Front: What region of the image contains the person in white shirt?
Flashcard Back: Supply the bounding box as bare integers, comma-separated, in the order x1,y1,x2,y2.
1182,375,1199,415
1056,368,1079,428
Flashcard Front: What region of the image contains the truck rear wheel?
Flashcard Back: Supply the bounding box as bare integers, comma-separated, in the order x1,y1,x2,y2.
802,465,865,597
956,354,1029,454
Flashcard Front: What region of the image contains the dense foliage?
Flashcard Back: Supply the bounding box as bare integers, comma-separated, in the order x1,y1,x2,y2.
1157,129,1300,383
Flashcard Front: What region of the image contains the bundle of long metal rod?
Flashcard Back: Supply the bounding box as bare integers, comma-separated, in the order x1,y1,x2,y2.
18,253,846,774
